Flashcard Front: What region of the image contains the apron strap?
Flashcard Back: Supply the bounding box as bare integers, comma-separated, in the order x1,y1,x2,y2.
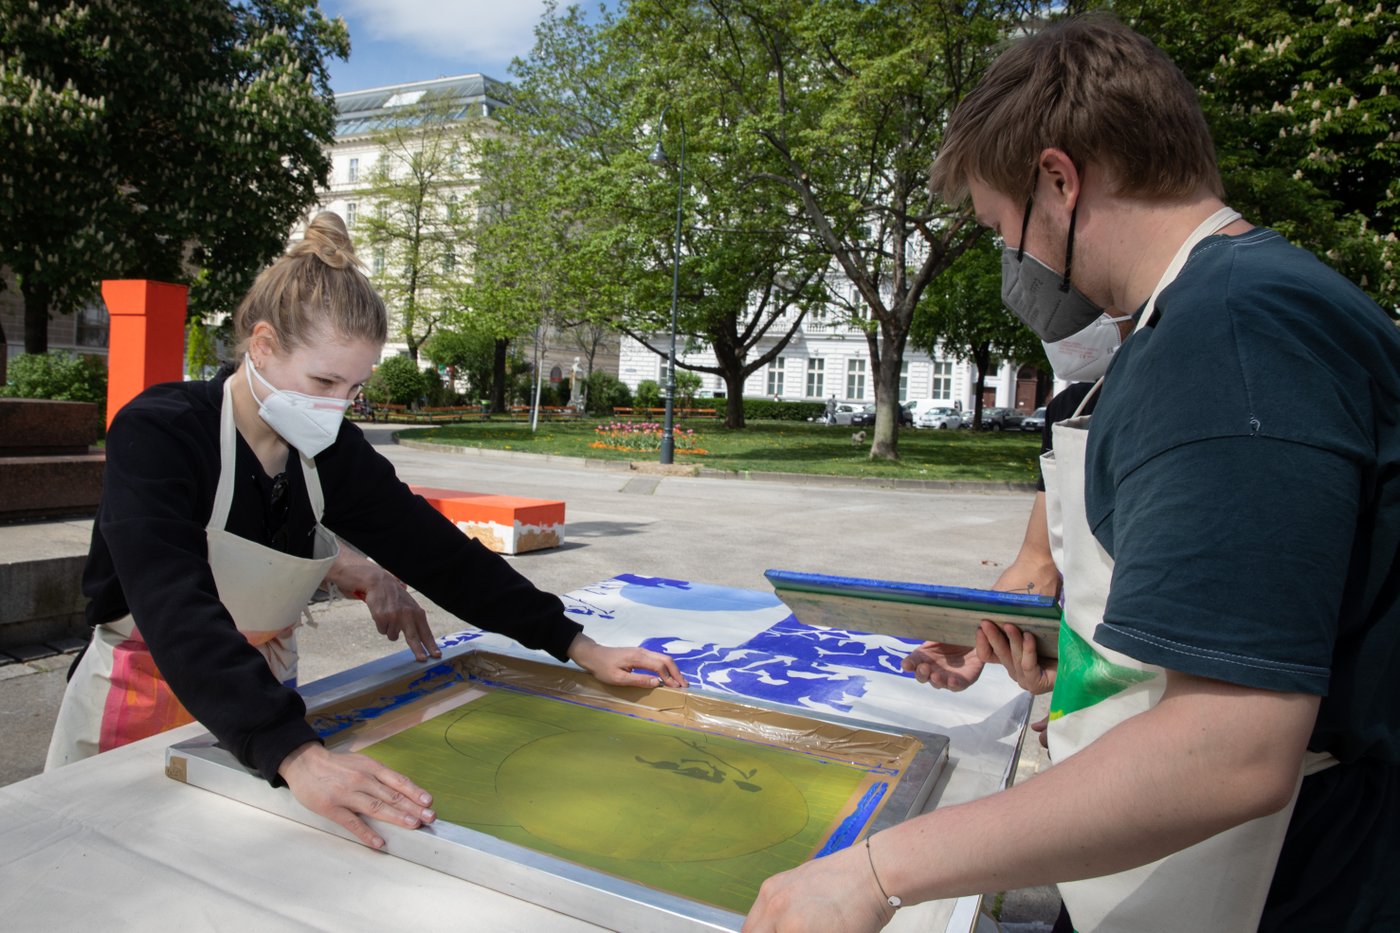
1138,207,1240,327
1073,379,1104,419
1067,208,1242,425
209,379,240,533
298,451,326,522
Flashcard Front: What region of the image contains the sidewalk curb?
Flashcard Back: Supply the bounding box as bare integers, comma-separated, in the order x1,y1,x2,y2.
393,436,1037,494
394,437,632,472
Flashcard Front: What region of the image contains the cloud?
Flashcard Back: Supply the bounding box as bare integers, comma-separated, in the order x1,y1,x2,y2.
336,0,550,61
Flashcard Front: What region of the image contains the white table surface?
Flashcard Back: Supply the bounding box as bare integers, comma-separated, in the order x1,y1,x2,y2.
0,575,1030,931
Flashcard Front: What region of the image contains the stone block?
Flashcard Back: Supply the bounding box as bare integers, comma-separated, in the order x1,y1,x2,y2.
0,454,105,523
26,653,74,673
0,552,89,649
6,643,57,662
0,398,101,455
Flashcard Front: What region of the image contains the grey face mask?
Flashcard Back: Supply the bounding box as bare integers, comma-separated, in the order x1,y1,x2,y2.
1001,197,1105,343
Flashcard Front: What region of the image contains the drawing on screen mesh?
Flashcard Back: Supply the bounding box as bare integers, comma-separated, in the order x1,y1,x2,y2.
358,688,882,913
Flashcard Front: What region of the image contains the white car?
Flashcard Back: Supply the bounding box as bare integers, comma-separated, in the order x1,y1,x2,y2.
825,403,860,426
916,407,963,429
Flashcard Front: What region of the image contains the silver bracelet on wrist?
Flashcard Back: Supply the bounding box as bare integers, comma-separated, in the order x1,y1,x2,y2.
866,834,902,909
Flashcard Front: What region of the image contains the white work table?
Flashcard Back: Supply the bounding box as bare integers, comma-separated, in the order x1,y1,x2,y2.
0,575,1032,931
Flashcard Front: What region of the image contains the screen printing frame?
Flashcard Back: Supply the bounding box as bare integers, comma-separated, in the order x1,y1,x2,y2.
766,569,1062,659
166,649,949,933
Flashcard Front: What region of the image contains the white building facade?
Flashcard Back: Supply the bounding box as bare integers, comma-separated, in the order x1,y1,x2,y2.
618,312,1045,413
292,74,619,390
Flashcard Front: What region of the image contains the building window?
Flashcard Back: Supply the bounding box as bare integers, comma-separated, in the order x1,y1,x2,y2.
899,361,909,402
348,157,359,183
805,358,824,398
932,360,953,400
766,357,785,397
75,302,108,349
846,358,866,400
442,249,456,274
345,202,357,227
372,248,385,276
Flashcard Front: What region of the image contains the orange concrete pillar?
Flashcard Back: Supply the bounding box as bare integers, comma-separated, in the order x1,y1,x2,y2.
102,280,188,428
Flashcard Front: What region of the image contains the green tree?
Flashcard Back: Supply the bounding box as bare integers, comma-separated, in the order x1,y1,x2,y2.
1105,0,1399,308
463,112,597,416
365,354,426,405
634,380,661,410
585,370,632,415
675,370,702,409
613,0,1030,458
911,238,1046,428
358,98,481,361
611,8,836,430
185,320,224,380
496,2,833,430
420,326,496,402
0,0,349,373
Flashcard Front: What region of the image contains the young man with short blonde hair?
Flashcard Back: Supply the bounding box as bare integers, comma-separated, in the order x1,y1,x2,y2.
744,14,1398,932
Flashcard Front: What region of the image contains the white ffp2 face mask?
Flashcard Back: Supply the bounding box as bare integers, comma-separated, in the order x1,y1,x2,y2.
1041,312,1133,382
244,353,351,458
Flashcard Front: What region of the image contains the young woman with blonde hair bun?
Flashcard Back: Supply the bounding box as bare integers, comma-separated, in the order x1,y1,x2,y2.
47,212,686,849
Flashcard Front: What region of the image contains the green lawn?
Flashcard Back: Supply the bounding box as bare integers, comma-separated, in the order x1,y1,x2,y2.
392,418,1042,484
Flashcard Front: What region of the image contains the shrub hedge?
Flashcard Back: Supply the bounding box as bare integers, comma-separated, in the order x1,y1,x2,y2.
741,398,825,421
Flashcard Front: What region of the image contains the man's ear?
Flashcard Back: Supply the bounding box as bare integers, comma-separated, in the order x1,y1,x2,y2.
1036,148,1082,213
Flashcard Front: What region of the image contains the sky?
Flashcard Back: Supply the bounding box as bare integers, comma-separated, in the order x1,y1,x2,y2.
318,0,555,93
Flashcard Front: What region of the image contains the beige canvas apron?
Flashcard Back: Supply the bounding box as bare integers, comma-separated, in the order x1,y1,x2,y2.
45,378,339,770
1041,208,1334,931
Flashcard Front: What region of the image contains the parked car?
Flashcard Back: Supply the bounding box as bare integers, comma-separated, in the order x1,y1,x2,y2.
826,403,860,426
979,406,1027,431
905,398,953,424
851,404,913,427
1021,406,1047,432
916,406,963,430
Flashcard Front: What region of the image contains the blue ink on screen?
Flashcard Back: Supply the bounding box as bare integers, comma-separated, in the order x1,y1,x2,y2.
815,781,889,857
436,631,485,650
639,636,869,712
311,663,466,739
747,615,924,678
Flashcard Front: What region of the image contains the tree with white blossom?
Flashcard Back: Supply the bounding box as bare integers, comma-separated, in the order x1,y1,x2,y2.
0,0,349,378
1110,0,1399,310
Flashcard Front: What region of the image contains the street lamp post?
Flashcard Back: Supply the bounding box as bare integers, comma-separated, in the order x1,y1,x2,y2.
648,107,684,465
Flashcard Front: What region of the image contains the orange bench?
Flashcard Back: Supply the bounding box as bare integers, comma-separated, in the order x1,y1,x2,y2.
411,486,565,555
611,406,719,418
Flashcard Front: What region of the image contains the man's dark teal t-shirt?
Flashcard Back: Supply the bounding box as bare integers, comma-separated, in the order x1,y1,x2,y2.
1084,228,1399,930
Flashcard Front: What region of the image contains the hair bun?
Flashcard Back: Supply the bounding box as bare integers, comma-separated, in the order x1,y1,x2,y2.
295,211,358,270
